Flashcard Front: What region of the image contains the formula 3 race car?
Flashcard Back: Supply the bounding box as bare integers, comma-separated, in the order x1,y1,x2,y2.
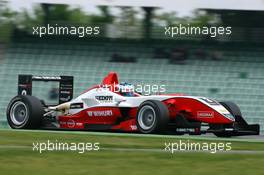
6,72,260,137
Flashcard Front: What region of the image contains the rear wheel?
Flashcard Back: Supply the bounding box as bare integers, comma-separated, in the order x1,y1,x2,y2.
136,100,169,134
6,95,44,129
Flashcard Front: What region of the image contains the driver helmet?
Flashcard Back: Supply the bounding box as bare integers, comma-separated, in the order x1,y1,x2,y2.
118,82,135,97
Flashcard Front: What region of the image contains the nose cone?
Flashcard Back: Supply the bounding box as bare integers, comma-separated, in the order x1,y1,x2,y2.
222,113,235,122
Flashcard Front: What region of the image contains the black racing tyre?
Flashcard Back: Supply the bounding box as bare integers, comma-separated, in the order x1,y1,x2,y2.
219,101,242,118
211,101,241,137
6,95,44,129
136,100,169,134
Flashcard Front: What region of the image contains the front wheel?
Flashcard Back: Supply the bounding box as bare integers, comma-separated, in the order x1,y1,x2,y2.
136,100,169,134
211,101,241,137
6,95,44,129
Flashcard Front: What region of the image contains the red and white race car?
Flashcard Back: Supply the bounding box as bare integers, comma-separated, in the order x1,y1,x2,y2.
6,72,259,137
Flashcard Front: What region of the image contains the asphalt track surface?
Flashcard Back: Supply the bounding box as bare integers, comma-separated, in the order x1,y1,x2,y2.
1,129,264,154
0,128,263,142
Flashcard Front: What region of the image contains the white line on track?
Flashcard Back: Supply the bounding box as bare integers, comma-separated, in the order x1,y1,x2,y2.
0,145,264,154
102,148,264,154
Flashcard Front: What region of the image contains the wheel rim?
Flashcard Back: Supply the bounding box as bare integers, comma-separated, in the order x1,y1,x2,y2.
138,105,156,130
10,101,28,125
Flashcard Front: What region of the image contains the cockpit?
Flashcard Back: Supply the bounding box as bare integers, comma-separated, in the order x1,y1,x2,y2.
117,82,136,97
101,72,140,97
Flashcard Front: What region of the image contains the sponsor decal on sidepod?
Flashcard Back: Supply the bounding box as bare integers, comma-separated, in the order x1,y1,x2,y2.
197,111,214,118
87,110,113,117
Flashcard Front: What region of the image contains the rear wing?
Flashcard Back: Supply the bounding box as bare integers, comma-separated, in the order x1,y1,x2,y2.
18,75,74,104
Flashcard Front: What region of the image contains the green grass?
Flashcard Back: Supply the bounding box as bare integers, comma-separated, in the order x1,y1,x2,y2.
0,130,263,175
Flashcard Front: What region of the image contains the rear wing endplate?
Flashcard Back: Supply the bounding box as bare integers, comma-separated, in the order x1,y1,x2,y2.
18,75,74,104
